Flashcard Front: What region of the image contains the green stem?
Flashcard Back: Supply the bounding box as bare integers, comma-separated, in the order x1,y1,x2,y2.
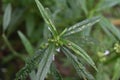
86,0,103,35
2,33,25,61
88,0,103,18
104,54,119,65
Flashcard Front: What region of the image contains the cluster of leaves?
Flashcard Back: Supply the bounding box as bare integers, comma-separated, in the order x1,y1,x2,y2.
1,0,120,80
15,0,100,80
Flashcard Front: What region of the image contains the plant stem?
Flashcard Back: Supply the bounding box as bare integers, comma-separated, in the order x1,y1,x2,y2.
2,33,25,61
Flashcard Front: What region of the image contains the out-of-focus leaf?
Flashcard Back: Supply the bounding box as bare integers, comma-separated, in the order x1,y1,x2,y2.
43,24,51,41
15,49,45,80
55,0,67,8
7,8,25,36
36,45,55,80
66,33,98,47
87,0,94,9
3,3,12,32
51,63,63,80
2,54,14,63
18,31,34,56
29,71,36,80
97,0,120,11
43,8,53,40
64,16,100,36
112,58,120,80
64,40,97,71
99,20,115,39
25,14,35,37
99,16,120,40
78,0,88,15
35,0,58,38
62,47,94,80
60,28,67,37
96,64,110,80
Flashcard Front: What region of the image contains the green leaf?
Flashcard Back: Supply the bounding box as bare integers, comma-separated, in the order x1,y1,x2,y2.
62,47,94,80
51,63,63,80
15,49,45,80
35,0,58,38
59,28,67,37
43,24,51,41
78,0,88,15
36,45,55,80
2,54,15,63
112,58,120,80
97,0,120,11
64,40,97,71
7,8,25,36
18,31,34,56
66,34,98,47
29,71,36,80
99,20,115,39
25,14,35,37
87,0,94,9
3,3,12,32
96,64,110,80
99,16,120,40
64,16,100,36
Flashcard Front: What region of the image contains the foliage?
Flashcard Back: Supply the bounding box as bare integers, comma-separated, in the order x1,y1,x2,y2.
15,0,99,79
0,0,120,80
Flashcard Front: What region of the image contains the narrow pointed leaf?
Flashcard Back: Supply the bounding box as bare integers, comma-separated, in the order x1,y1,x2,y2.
7,8,25,36
66,34,98,47
112,58,120,80
15,49,45,80
64,40,97,71
3,3,12,32
36,45,55,80
43,24,51,41
29,71,36,80
64,16,100,36
78,0,88,15
97,0,120,11
99,16,120,40
59,28,67,37
18,31,34,56
62,47,94,80
51,63,63,80
25,14,35,37
99,20,115,39
35,0,57,37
